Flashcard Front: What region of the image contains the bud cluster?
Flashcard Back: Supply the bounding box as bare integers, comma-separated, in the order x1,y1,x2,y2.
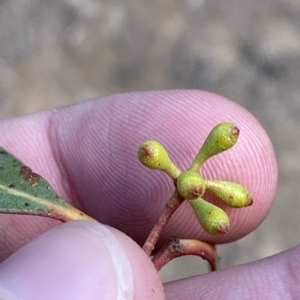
138,122,252,235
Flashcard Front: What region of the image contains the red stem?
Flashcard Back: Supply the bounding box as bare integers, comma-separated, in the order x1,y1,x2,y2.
142,190,185,256
152,237,216,272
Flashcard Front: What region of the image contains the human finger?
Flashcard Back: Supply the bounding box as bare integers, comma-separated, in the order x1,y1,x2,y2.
164,244,300,299
0,220,164,300
0,90,277,259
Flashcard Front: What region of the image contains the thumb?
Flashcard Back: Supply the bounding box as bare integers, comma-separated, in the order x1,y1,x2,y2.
0,221,164,300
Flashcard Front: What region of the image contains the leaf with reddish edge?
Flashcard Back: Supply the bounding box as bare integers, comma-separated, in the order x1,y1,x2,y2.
0,147,94,222
152,236,216,272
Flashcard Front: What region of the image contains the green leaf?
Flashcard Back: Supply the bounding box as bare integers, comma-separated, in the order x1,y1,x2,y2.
0,147,93,222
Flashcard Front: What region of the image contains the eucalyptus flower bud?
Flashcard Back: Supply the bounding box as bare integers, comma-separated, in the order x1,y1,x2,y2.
190,122,239,171
176,171,206,200
206,180,253,208
138,140,181,179
189,198,230,235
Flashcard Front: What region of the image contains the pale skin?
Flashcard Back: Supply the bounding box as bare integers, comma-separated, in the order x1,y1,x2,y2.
0,90,295,299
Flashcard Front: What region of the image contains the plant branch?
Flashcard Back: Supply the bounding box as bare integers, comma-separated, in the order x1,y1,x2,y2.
142,190,185,256
152,236,216,271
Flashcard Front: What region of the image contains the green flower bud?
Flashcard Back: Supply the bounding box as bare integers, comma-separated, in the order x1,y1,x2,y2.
206,180,253,208
190,122,239,171
189,198,230,235
177,171,206,200
138,140,181,179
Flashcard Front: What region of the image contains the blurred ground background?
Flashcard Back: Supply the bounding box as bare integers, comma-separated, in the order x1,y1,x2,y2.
1,0,300,282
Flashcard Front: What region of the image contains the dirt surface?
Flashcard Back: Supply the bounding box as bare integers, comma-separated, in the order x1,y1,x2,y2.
1,0,300,282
